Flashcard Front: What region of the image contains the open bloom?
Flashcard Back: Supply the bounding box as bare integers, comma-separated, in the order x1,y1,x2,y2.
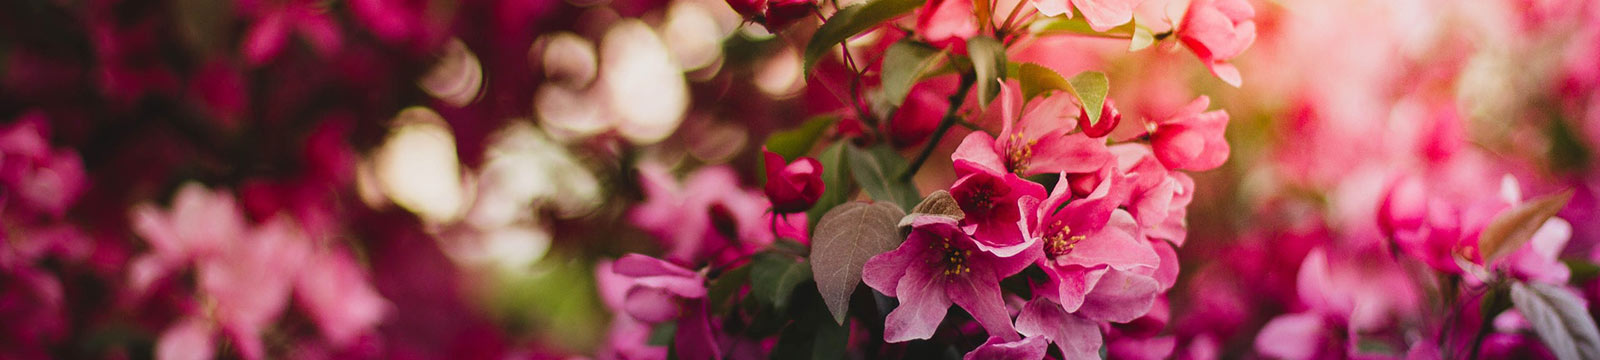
960,87,1112,177
597,254,719,360
862,216,1034,342
948,163,1047,256
917,0,979,50
1177,0,1256,86
1026,171,1160,319
1148,96,1230,172
763,149,825,213
631,164,793,265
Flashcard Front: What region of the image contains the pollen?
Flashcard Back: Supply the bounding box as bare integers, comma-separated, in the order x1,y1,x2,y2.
930,236,974,277
1044,221,1085,258
1005,134,1037,175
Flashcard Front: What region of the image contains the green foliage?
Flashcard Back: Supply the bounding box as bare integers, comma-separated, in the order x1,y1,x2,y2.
750,252,814,313
803,0,925,74
1017,63,1109,125
881,40,945,107
807,143,856,231
766,116,840,161
966,36,1008,107
845,144,922,211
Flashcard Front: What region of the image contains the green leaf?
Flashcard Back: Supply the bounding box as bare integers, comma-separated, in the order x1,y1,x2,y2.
1566,259,1600,284
803,0,924,74
766,116,840,160
881,40,945,107
1016,63,1109,125
810,201,906,324
750,253,814,312
1481,190,1574,266
898,189,964,227
1028,16,1139,39
648,321,677,346
811,315,849,359
807,143,855,232
771,297,851,360
1129,23,1155,51
845,145,922,211
707,265,752,315
1511,281,1600,360
966,36,1007,107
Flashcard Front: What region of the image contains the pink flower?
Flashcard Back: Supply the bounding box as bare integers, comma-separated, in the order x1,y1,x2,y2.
1177,0,1256,86
1027,171,1159,316
1148,96,1230,172
958,87,1112,177
238,0,343,65
0,112,87,219
1107,144,1194,247
1033,0,1142,32
630,164,787,265
1254,247,1421,359
294,248,391,347
947,164,1047,256
598,254,719,360
1015,297,1102,359
890,77,959,147
917,0,979,50
862,216,1033,342
763,149,825,213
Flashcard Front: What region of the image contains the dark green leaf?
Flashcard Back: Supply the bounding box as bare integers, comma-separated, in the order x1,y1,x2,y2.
810,201,906,324
803,0,924,74
772,298,851,360
1481,190,1574,265
750,253,813,312
766,116,840,160
1511,281,1600,360
648,321,677,346
881,40,945,107
707,265,751,315
1566,259,1600,284
966,36,1007,107
845,145,922,211
807,143,855,232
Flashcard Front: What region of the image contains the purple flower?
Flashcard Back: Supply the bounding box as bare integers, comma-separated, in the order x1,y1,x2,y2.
862,216,1034,342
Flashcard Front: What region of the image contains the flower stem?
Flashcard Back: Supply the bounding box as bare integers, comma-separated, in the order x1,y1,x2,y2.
900,72,976,182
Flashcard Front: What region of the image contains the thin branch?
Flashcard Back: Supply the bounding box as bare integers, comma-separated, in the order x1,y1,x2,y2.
900,72,976,182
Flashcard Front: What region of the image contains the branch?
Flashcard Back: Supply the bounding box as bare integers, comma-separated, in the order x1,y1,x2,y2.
899,72,976,182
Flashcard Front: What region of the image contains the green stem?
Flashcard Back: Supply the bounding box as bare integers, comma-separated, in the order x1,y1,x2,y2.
899,72,976,182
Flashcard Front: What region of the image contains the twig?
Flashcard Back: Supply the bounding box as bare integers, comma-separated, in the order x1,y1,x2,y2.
899,72,976,182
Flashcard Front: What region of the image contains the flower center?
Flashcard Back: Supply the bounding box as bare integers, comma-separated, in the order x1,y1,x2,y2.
1043,221,1085,259
967,184,997,214
930,236,972,277
1005,134,1036,175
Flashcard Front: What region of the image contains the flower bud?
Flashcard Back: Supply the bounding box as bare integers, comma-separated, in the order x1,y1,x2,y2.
762,149,825,213
1077,100,1120,138
762,0,814,31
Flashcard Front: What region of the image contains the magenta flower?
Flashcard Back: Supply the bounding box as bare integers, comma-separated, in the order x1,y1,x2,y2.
597,254,719,360
0,112,86,219
1015,297,1102,359
1148,96,1231,172
947,163,1047,256
1254,247,1421,359
1033,0,1142,32
763,0,815,31
957,89,1111,177
1026,171,1160,316
630,164,788,265
1078,99,1121,138
1108,144,1195,247
1177,0,1256,86
763,149,825,213
237,0,344,65
862,216,1034,342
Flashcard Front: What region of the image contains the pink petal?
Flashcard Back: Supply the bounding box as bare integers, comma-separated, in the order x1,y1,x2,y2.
242,11,289,66
1032,0,1072,16
1074,0,1139,32
625,287,683,323
1254,313,1327,360
964,336,1049,360
947,273,1019,341
1025,131,1112,175
1151,240,1180,291
295,250,389,347
615,254,699,279
1078,269,1159,323
953,132,1007,175
1015,298,1101,359
884,264,953,342
1058,210,1158,271
673,300,721,360
156,317,215,360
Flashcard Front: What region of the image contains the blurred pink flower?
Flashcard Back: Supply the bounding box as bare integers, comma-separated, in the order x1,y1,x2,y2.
763,0,815,31
917,0,979,51
597,254,718,360
1033,0,1140,32
862,216,1031,342
630,164,789,265
1149,96,1230,172
963,335,1049,360
1177,0,1256,86
237,0,344,65
1014,297,1101,359
295,248,391,347
0,112,87,219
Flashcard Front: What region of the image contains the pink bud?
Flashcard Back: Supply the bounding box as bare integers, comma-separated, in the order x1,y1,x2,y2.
1078,100,1121,138
762,0,814,31
763,149,825,213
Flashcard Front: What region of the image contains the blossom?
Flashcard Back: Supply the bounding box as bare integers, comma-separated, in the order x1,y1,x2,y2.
1177,0,1256,86
763,149,825,213
597,254,719,360
917,0,979,50
1033,0,1142,32
947,163,1047,256
1148,96,1230,172
238,0,343,65
630,164,793,265
862,216,1033,342
1015,297,1102,359
763,0,815,31
1078,99,1121,138
1027,171,1159,315
1253,247,1421,359
0,112,87,219
964,335,1049,360
958,87,1111,177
